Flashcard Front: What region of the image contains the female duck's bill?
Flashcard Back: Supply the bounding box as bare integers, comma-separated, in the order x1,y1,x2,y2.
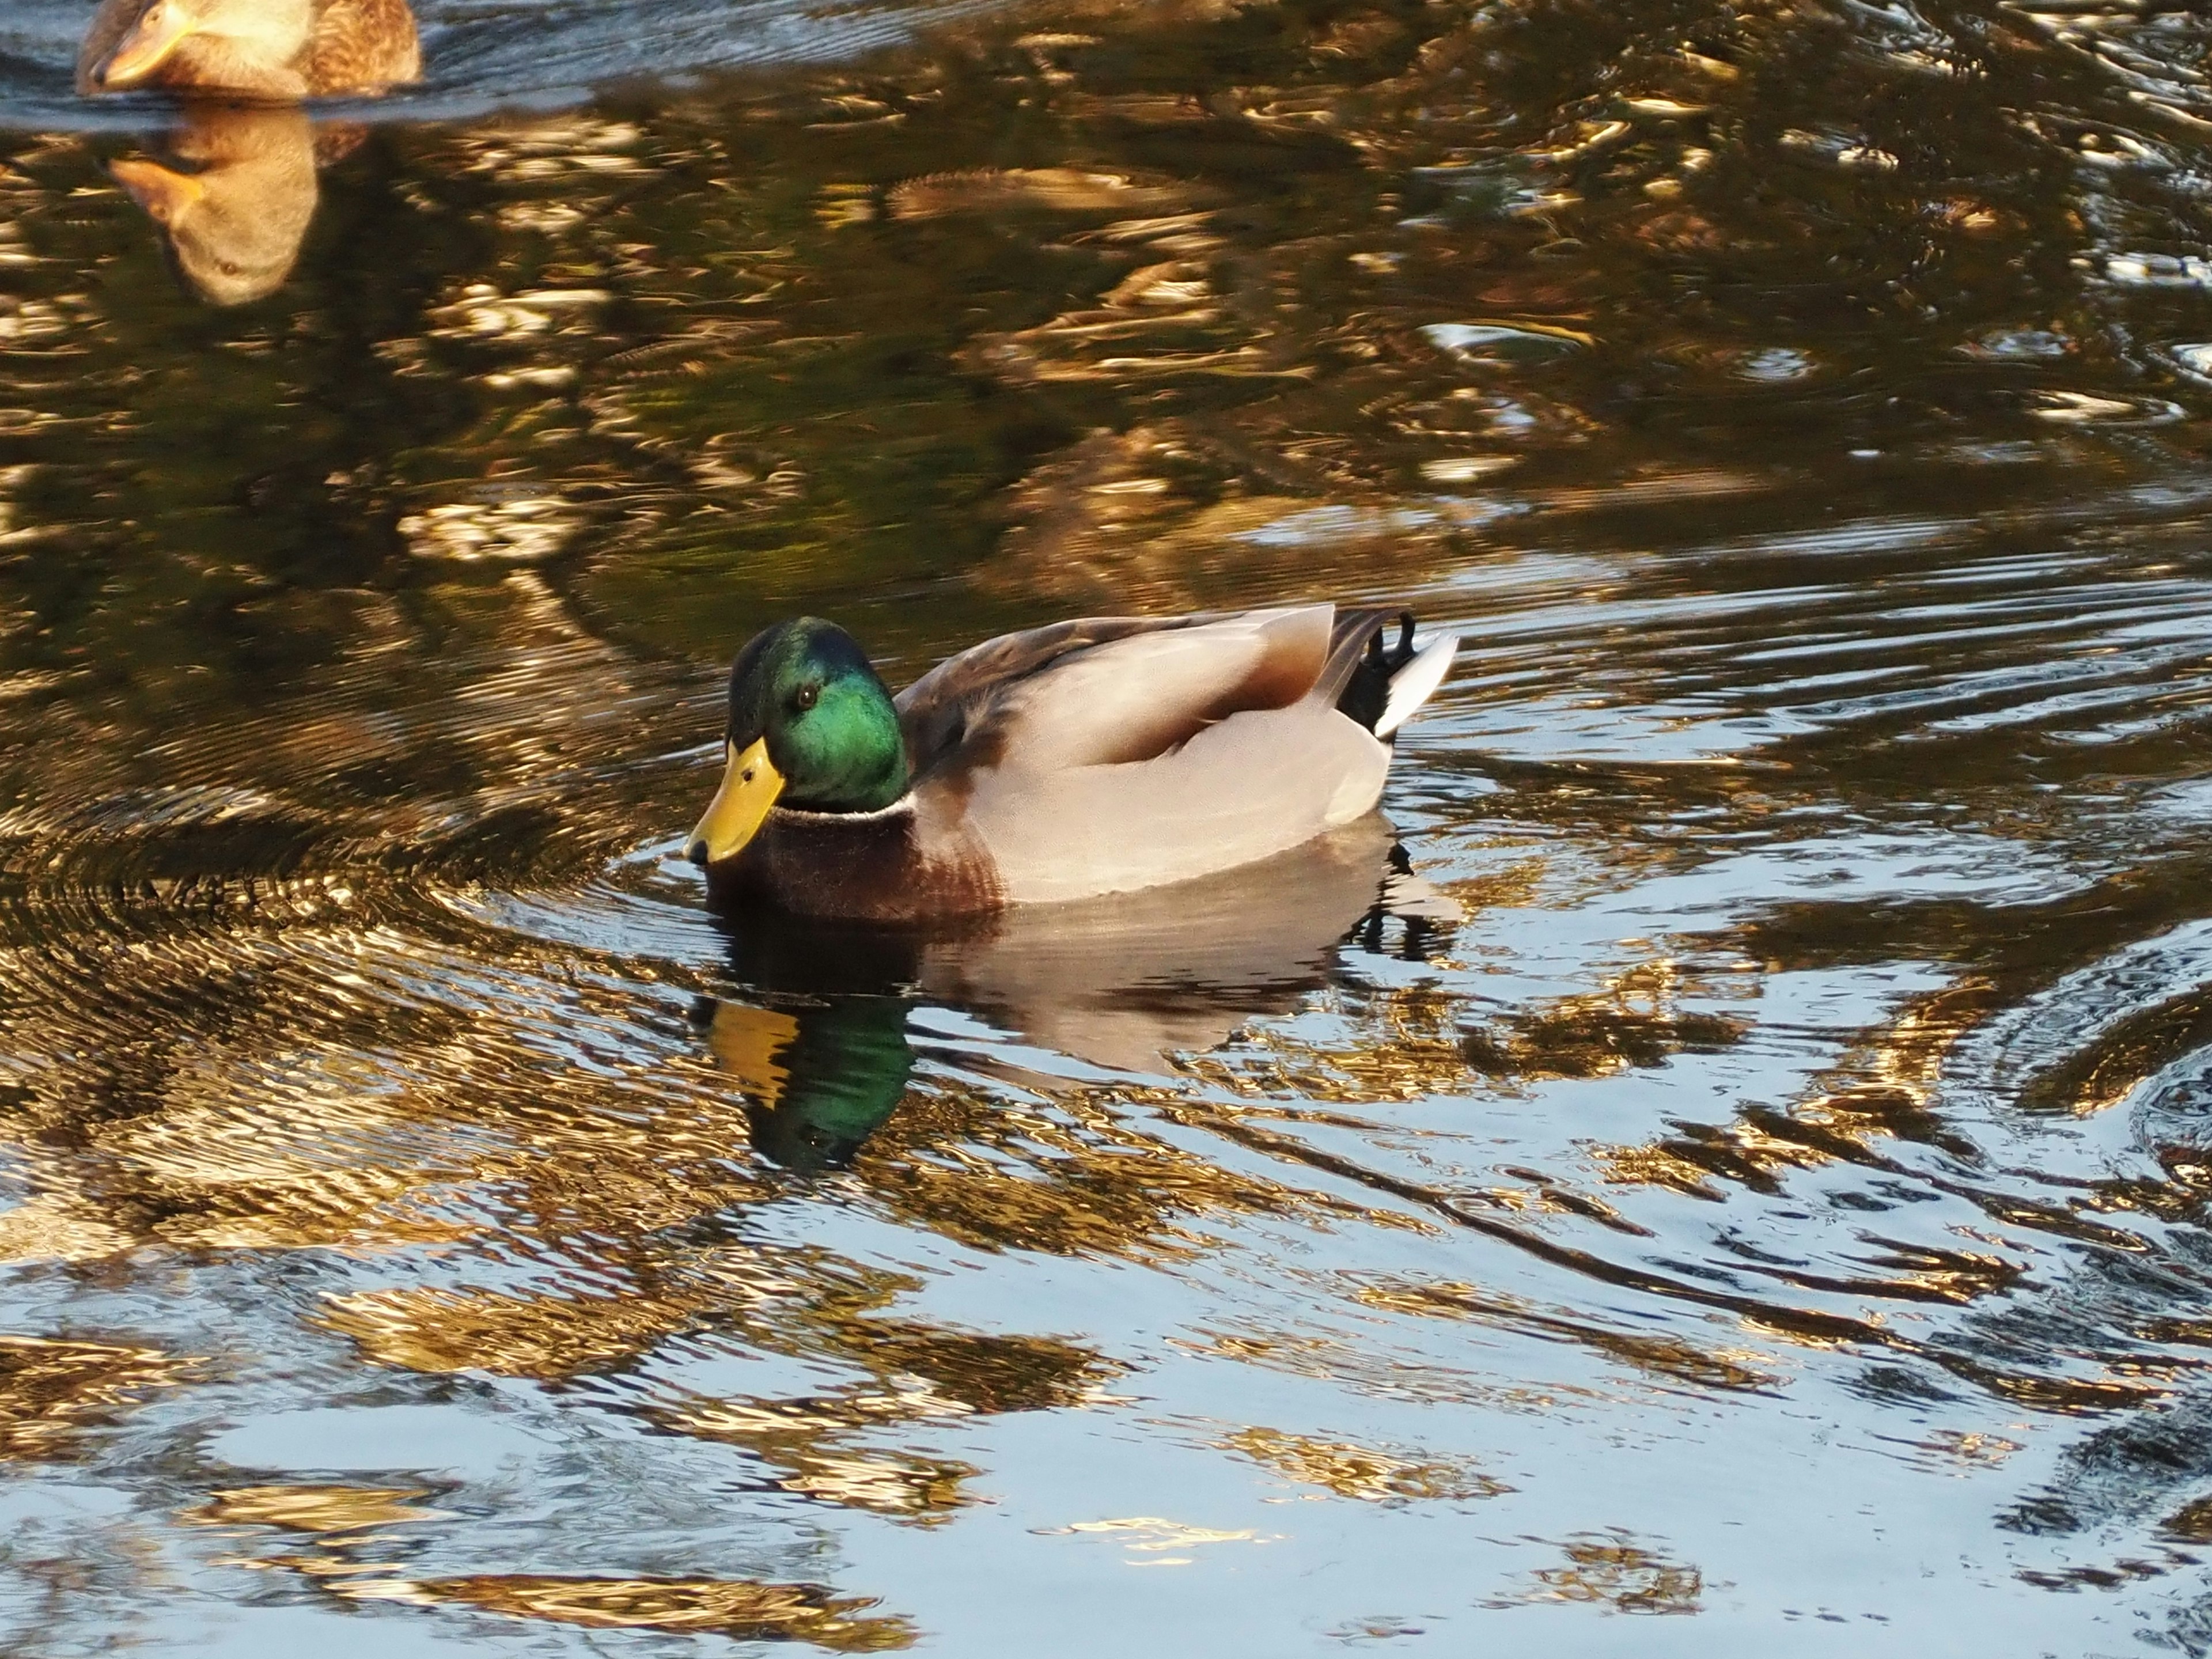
687,605,1460,923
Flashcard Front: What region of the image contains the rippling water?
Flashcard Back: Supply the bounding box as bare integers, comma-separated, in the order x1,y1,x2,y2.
5,0,2212,1652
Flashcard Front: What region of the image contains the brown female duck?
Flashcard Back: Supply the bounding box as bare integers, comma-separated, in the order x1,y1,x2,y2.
78,0,420,101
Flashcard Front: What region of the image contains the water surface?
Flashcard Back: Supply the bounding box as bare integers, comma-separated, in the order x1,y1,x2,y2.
5,0,2212,1653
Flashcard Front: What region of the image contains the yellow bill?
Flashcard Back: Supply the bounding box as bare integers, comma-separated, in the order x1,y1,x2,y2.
685,737,785,865
110,158,204,225
100,3,198,88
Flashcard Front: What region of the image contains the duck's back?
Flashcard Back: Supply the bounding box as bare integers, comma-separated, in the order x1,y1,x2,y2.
900,606,1397,906
306,0,419,94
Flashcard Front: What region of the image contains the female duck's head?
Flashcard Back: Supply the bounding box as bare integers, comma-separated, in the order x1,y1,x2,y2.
685,619,911,867
89,0,315,90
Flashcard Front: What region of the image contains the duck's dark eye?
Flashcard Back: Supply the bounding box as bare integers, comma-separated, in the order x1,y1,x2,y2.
792,683,819,712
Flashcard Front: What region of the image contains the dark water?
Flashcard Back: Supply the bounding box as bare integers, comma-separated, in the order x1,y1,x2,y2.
3,0,2212,1652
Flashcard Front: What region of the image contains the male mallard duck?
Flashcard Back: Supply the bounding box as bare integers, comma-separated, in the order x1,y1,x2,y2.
78,0,421,100
686,604,1459,920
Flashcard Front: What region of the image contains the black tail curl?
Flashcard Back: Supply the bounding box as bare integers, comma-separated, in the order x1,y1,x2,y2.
1334,611,1418,733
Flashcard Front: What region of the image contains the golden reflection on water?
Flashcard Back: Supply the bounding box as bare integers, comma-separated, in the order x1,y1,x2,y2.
1352,1278,1786,1396
185,1484,448,1534
855,1080,1319,1259
1216,1424,1510,1504
664,1388,980,1520
317,1285,719,1379
5,0,2212,1648
0,1336,194,1461
344,1571,916,1649
1484,1531,1705,1616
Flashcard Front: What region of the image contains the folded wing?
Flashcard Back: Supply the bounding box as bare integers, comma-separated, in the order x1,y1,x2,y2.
898,606,1418,903
897,606,1339,770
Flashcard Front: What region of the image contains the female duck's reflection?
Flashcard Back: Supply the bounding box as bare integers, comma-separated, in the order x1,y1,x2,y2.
693,821,1453,1170
110,103,320,306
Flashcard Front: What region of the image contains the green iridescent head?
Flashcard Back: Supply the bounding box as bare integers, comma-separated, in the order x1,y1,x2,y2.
685,619,910,866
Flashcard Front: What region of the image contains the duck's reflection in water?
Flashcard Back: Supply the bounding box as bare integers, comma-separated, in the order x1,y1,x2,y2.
109,101,322,306
695,821,1453,1169
705,998,917,1172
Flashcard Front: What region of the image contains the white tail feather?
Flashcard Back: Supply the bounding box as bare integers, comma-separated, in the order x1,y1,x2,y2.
1374,633,1458,738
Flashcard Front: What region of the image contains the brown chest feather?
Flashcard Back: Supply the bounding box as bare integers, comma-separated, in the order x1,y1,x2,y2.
704,805,1001,923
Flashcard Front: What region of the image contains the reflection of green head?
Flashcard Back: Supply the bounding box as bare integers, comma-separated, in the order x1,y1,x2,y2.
751,997,915,1171
727,619,910,813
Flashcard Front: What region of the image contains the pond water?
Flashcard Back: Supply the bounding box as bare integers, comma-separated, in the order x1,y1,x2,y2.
3,0,2212,1652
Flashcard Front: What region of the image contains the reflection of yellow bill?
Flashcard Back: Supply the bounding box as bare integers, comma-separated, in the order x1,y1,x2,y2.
706,1003,798,1106
685,738,785,865
109,158,204,225
100,2,198,88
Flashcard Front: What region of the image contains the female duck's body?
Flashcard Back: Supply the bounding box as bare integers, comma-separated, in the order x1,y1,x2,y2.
78,0,420,100
687,604,1460,922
